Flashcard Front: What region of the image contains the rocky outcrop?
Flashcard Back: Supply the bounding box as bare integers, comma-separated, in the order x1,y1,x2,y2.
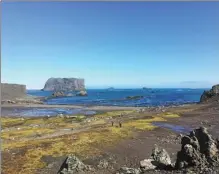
42,78,85,91
139,145,173,172
76,91,87,96
52,91,66,97
200,84,219,103
140,159,156,171
117,145,173,174
1,83,26,100
46,90,87,99
175,126,219,170
117,127,219,173
58,155,92,174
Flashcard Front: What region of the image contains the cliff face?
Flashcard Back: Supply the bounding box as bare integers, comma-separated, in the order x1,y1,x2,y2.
200,84,219,103
1,83,26,100
42,78,85,91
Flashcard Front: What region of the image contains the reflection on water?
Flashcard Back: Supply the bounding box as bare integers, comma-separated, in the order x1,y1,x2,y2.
1,107,96,117
153,122,192,134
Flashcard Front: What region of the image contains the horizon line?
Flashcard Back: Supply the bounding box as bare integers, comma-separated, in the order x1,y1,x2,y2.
27,87,211,90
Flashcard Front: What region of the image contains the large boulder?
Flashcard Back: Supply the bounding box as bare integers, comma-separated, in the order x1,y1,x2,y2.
42,78,85,91
58,155,91,174
125,145,173,174
200,84,219,103
139,159,156,171
151,145,172,169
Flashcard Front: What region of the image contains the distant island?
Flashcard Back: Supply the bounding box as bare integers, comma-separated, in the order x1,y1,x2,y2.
142,87,151,90
42,77,85,91
107,87,115,90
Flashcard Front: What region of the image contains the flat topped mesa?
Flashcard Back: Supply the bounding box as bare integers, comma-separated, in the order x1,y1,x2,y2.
42,77,85,91
1,83,26,100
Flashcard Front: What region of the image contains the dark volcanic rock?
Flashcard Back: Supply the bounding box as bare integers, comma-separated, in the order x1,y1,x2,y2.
175,127,219,170
190,127,218,160
200,84,219,103
175,144,208,169
42,78,85,91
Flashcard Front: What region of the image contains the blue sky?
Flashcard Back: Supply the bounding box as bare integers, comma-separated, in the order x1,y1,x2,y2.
2,2,219,89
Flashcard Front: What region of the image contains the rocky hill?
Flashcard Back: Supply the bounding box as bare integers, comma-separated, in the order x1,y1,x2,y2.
1,83,44,104
200,84,219,103
42,78,85,91
1,83,26,100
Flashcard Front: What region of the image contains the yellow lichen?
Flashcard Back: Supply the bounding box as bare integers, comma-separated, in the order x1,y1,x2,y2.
95,110,135,118
123,116,166,130
2,110,182,174
1,127,54,140
160,112,180,118
1,117,26,128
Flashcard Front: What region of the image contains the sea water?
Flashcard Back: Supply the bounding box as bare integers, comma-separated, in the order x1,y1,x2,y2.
2,88,207,117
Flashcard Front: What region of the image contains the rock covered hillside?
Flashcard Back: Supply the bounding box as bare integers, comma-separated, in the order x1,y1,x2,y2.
42,78,85,91
200,84,219,103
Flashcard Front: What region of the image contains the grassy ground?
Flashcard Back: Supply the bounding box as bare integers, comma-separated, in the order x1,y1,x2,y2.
1,110,181,174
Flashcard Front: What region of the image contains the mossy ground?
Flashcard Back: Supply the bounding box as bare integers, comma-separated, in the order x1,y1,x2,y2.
1,109,182,174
